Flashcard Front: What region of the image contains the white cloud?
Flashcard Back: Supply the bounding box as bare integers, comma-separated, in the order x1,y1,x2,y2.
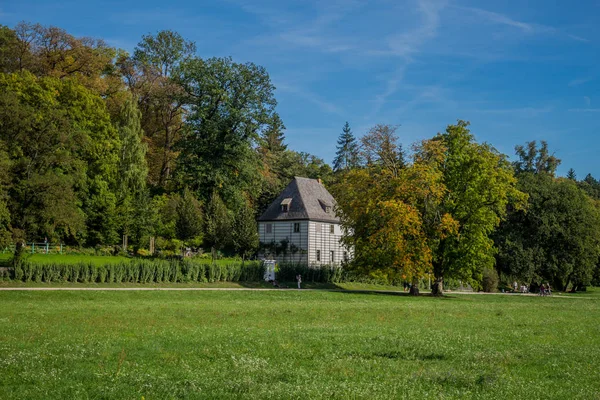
456,6,589,42
569,77,592,87
276,83,345,116
568,108,600,112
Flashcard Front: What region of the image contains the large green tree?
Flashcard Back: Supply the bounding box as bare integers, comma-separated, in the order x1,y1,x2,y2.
495,144,600,291
175,56,278,208
429,121,526,294
0,71,120,246
119,30,195,190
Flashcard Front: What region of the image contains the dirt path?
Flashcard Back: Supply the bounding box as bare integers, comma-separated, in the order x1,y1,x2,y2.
0,287,595,298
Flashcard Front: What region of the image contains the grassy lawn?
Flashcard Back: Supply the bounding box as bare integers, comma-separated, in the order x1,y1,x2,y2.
0,253,131,265
0,291,598,399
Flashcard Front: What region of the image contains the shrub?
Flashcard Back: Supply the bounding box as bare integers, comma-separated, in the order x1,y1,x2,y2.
482,267,499,293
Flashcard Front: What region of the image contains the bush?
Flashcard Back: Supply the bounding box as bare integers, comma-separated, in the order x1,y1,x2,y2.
482,267,499,293
8,259,385,286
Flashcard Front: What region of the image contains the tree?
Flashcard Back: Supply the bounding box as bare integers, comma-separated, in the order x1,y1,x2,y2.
175,56,278,208
360,124,404,177
119,30,196,189
495,145,600,291
175,188,203,242
333,122,360,172
0,71,119,245
204,192,232,259
514,141,560,176
335,138,458,287
1,22,121,97
428,121,526,294
0,144,12,247
567,168,576,181
232,202,259,260
114,97,148,248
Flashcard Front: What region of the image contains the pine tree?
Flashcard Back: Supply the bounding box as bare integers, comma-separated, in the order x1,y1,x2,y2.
333,122,360,172
567,168,577,181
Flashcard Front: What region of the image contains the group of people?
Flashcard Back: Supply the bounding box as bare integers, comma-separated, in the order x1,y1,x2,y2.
539,283,552,296
512,281,552,295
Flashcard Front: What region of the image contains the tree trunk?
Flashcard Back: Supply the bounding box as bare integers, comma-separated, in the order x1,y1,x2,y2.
409,278,420,296
431,276,444,296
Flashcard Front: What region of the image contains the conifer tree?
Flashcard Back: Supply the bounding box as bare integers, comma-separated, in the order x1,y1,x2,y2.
333,122,360,172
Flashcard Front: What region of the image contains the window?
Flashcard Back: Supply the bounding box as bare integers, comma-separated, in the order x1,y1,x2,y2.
330,251,335,262
266,224,272,234
330,224,335,234
281,204,288,212
316,223,321,233
294,223,300,233
325,206,331,213
316,250,321,262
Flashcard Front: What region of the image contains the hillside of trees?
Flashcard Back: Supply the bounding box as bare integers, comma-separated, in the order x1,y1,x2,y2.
0,23,332,258
1,22,599,292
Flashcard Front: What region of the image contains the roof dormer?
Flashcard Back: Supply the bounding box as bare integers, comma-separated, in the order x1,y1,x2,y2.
318,199,332,213
281,198,292,212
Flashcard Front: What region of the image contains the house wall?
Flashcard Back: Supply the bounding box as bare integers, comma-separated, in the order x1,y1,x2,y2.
307,221,351,266
258,221,309,264
258,220,353,266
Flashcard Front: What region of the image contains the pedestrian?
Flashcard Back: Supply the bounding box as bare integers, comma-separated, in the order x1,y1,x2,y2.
513,281,518,292
539,283,545,296
546,283,552,296
296,274,302,289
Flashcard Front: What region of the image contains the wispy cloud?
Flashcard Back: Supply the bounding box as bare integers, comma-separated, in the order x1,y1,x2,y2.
569,77,592,87
470,106,554,116
457,6,589,42
568,108,600,113
367,0,446,118
276,83,345,116
584,96,591,107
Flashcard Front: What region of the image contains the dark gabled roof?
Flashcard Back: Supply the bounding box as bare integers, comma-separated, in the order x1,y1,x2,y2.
258,177,340,223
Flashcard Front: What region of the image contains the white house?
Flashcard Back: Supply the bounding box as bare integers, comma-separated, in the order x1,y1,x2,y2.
257,176,352,266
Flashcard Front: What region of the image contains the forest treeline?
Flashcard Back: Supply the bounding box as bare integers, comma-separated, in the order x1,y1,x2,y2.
1,22,599,292
0,23,331,259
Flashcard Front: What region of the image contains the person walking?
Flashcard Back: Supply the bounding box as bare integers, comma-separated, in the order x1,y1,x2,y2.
296,274,302,289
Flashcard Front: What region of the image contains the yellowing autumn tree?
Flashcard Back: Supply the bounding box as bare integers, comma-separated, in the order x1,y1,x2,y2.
335,122,526,294
334,136,457,287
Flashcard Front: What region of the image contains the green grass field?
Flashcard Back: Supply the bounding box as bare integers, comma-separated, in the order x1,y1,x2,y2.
0,290,598,399
0,253,131,265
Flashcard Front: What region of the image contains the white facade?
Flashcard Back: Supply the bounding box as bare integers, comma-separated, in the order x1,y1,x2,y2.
258,220,351,266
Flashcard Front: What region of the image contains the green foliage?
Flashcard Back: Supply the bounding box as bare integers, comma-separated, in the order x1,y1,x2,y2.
175,188,203,242
430,121,527,292
481,267,499,292
175,56,277,207
204,192,232,256
232,203,259,259
10,258,265,284
333,121,361,172
495,171,600,291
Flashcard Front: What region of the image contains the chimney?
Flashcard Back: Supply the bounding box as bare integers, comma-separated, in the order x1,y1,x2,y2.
317,178,322,184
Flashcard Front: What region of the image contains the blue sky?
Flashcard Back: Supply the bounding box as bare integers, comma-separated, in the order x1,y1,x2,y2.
2,0,599,177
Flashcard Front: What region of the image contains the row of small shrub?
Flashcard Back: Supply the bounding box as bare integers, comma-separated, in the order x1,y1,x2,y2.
9,259,265,284
276,263,346,283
